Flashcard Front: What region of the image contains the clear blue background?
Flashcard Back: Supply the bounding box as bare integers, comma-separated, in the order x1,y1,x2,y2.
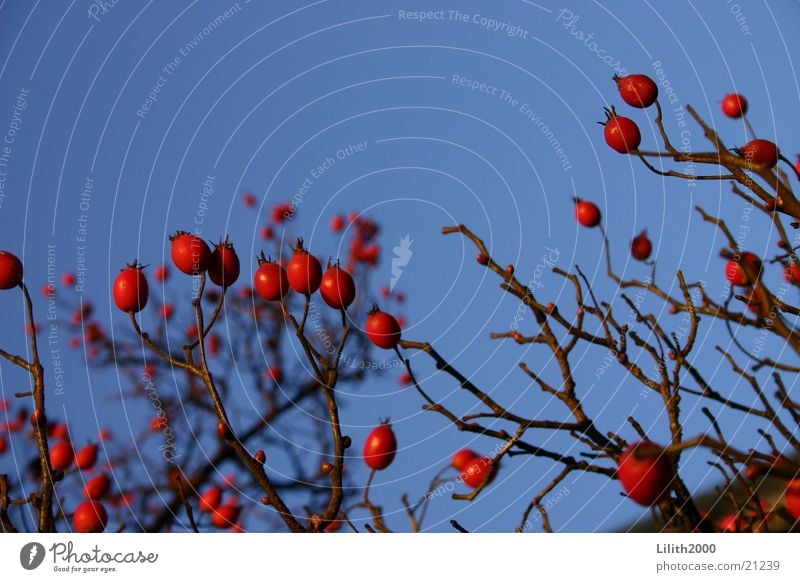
1,0,799,532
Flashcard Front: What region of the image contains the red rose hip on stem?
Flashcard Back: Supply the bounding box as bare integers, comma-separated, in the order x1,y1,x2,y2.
74,443,98,471
286,238,322,295
602,108,641,153
452,448,478,472
738,139,779,168
721,93,748,118
461,456,496,488
73,500,108,533
170,231,211,275
253,255,289,301
365,306,401,349
84,473,111,500
0,250,23,290
113,262,149,313
725,252,761,286
631,230,652,261
211,502,241,528
199,486,223,513
575,199,601,227
784,263,800,285
617,441,675,506
363,422,397,471
208,238,240,287
50,441,74,471
320,262,356,309
614,74,658,108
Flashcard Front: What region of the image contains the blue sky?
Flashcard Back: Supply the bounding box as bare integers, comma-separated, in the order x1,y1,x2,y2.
1,1,799,532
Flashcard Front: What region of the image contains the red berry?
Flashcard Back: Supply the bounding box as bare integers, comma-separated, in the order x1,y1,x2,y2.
114,491,134,507
575,200,601,227
74,443,98,471
363,422,397,471
721,93,748,118
785,263,800,285
785,479,800,520
210,502,241,528
286,239,322,295
461,456,496,488
0,250,23,290
260,226,274,240
320,263,356,309
614,74,658,108
617,441,675,506
253,257,289,301
330,215,345,232
199,486,223,513
150,416,167,431
271,202,293,223
603,110,641,153
208,239,240,287
0,436,7,454
208,333,221,356
154,264,169,282
30,408,46,428
50,441,74,471
718,514,743,533
73,500,108,533
61,272,76,286
452,448,478,472
243,192,256,207
744,454,790,480
725,252,761,286
170,231,211,275
113,263,149,313
84,473,111,500
160,303,175,320
738,139,779,168
266,366,281,382
631,230,652,261
365,307,401,349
